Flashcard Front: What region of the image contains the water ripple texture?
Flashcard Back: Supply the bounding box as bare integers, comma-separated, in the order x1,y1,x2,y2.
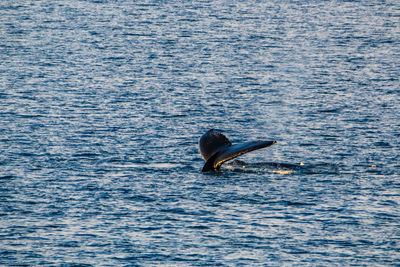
1,0,399,266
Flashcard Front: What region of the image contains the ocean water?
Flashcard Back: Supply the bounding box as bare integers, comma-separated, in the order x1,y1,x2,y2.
1,0,399,265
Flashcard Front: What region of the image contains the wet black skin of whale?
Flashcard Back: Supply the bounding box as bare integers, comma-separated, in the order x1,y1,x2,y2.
199,129,276,172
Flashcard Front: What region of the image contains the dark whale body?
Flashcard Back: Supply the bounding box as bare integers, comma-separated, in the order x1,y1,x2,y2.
199,129,276,172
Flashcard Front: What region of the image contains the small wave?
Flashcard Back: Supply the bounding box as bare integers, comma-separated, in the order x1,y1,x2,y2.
0,175,14,180
111,162,185,170
224,160,339,175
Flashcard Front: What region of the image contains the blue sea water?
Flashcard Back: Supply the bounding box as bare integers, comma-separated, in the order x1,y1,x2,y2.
1,0,399,265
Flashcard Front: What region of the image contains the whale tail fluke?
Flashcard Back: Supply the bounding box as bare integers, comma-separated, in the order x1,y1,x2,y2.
199,129,276,172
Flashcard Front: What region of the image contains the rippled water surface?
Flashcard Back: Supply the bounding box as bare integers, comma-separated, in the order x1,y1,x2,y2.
1,0,399,265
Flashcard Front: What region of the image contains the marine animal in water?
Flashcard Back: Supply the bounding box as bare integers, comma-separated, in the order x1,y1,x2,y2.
199,129,276,172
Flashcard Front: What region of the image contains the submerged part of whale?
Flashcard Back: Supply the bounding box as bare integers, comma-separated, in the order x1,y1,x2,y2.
199,129,276,172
